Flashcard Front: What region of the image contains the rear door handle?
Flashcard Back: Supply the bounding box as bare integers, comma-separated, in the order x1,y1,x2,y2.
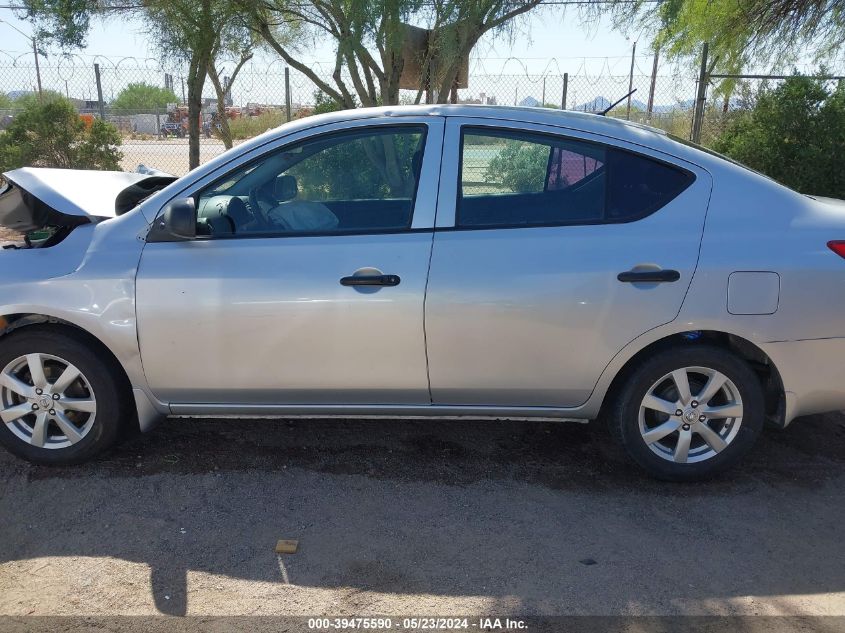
617,269,680,283
340,274,401,287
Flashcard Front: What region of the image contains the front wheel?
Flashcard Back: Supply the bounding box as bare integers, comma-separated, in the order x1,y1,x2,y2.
610,345,765,481
0,327,129,465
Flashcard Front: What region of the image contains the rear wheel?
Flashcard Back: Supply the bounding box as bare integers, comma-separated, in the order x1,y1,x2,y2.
0,327,128,465
610,345,765,481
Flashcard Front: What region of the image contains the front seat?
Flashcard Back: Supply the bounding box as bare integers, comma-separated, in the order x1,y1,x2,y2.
268,174,339,232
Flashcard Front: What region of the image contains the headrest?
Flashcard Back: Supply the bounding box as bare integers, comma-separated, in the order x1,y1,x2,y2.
275,174,298,202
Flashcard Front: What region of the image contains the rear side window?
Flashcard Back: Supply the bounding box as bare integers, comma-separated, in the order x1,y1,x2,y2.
459,128,693,229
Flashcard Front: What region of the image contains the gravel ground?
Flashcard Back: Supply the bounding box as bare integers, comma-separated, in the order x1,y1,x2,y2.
120,138,234,176
1,411,845,625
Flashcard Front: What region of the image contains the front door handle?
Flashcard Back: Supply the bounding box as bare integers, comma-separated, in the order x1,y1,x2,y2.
340,274,401,287
617,269,680,283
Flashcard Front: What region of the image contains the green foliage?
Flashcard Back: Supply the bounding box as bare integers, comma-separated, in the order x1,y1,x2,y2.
487,140,549,193
625,0,845,73
20,0,93,48
312,91,346,115
0,93,11,109
11,90,65,109
0,97,122,172
112,82,179,112
712,75,845,197
289,131,422,200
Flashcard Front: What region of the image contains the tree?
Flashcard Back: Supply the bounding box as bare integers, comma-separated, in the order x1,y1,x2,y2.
237,0,548,108
206,27,257,149
112,82,179,113
0,93,11,109
626,0,845,71
21,0,251,170
0,96,122,172
143,0,222,169
712,75,845,198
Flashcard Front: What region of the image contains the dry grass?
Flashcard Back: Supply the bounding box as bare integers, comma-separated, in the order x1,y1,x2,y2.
0,227,21,241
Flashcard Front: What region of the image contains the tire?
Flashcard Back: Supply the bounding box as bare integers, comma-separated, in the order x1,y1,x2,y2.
609,345,764,481
0,326,130,465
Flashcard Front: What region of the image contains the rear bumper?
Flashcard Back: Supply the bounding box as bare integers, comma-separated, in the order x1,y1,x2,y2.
761,338,845,425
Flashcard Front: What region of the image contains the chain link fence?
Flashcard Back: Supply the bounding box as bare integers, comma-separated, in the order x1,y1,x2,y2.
1,57,707,175
695,75,845,147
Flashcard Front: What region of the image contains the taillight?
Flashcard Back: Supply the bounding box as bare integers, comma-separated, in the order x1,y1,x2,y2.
828,241,845,259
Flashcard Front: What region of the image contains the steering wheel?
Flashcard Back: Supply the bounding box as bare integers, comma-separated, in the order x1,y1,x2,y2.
249,187,274,231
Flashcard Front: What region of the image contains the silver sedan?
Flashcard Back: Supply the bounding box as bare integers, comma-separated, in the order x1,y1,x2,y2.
1,104,844,480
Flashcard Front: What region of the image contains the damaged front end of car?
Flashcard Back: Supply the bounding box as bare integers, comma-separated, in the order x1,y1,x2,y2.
0,167,177,249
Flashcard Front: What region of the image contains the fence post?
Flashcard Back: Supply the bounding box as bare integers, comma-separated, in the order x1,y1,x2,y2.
626,41,636,120
541,77,546,107
691,42,709,143
646,48,659,123
156,108,161,139
284,67,292,122
33,38,43,103
561,73,568,110
94,63,106,120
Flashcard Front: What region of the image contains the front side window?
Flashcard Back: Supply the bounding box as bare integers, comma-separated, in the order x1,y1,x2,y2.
195,126,426,237
459,128,692,228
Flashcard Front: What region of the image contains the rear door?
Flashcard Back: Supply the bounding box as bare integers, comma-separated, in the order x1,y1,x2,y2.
425,118,712,407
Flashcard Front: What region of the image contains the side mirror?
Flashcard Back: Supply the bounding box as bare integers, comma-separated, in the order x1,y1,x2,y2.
148,198,197,242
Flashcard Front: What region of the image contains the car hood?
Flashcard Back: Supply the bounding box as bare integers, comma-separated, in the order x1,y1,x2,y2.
0,167,177,233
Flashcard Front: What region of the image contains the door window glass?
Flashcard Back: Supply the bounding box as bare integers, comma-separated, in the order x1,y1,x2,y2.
458,127,692,228
195,126,426,237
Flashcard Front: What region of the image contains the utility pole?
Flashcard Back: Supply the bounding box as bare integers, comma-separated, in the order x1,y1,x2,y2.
0,20,44,102
626,41,636,120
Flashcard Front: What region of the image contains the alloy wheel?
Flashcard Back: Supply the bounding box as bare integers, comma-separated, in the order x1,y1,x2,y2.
0,353,97,449
638,366,744,464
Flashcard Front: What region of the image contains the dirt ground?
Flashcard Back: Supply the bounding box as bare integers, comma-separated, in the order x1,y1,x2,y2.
1,410,845,627
0,227,19,242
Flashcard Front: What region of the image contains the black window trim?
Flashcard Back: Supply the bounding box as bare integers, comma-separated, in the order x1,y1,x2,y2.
455,125,696,232
190,123,429,241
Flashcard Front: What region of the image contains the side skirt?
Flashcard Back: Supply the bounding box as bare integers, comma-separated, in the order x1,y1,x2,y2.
167,403,592,423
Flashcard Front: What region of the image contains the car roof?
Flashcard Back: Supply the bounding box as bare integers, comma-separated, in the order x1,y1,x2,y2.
313,103,668,142
262,104,716,169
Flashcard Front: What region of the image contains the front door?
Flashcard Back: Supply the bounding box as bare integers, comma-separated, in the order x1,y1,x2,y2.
136,119,443,406
425,118,712,408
